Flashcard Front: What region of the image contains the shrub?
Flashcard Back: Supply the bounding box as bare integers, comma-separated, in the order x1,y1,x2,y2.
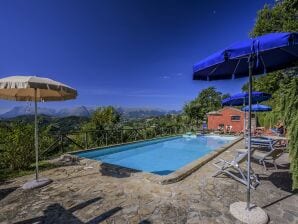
0,123,35,170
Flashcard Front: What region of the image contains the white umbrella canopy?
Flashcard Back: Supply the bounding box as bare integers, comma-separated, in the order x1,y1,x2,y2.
0,76,77,101
0,75,77,189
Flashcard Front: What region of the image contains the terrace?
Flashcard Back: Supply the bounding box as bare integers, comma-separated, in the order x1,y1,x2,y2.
1,139,297,223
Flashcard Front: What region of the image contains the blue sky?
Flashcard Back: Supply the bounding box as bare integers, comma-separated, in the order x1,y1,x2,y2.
0,0,275,112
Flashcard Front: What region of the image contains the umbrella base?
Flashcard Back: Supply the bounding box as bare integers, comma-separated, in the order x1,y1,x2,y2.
230,202,268,224
22,178,52,190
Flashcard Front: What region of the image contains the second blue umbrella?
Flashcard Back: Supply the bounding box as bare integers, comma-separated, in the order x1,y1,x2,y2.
242,104,272,112
222,92,271,106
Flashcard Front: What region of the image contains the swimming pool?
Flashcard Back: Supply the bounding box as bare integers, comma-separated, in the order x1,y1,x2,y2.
76,135,236,176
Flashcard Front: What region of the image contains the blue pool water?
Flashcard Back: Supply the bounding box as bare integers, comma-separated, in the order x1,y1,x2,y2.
76,135,236,175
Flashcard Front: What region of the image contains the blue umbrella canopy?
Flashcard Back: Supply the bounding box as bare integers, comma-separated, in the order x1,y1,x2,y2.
192,32,298,213
193,32,298,81
222,91,271,106
242,104,272,112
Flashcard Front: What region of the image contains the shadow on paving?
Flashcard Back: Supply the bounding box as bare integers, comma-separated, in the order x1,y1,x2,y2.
139,220,151,224
0,186,18,202
87,207,122,224
13,197,122,224
100,163,140,178
151,170,173,175
262,193,297,209
0,180,13,186
259,171,294,193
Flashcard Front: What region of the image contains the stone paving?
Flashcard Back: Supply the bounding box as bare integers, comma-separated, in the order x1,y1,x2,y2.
0,140,297,224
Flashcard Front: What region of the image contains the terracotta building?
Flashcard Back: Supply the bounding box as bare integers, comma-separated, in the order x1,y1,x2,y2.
207,107,256,133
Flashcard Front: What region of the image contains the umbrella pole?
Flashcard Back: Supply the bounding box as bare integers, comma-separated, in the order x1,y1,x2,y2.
243,99,246,146
255,112,257,129
34,88,39,181
246,56,253,210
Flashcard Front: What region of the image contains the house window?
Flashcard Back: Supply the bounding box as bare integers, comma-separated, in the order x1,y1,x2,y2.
231,115,241,121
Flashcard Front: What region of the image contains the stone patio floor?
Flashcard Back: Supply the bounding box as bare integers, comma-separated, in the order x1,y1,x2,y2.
0,140,297,224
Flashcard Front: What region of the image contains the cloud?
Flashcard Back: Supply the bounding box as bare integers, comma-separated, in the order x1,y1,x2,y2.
161,75,170,79
160,72,183,79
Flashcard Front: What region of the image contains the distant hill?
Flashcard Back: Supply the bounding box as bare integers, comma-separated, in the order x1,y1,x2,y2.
116,107,180,120
55,106,90,117
0,106,90,119
0,106,181,119
0,106,56,118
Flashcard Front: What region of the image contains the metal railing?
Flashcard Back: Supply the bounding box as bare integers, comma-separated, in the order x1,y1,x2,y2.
42,125,196,156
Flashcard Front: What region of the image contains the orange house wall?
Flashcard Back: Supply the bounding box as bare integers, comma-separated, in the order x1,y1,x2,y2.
207,107,245,133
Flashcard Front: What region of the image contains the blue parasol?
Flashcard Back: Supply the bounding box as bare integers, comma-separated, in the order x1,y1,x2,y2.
222,91,271,106
242,104,272,112
192,32,298,217
193,32,298,81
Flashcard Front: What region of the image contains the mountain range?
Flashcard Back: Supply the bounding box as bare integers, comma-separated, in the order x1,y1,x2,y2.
0,106,180,119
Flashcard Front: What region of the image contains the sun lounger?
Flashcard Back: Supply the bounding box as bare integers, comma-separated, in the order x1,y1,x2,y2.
252,137,275,147
212,149,260,189
262,135,288,147
263,135,288,141
252,147,286,170
237,146,286,170
247,137,280,151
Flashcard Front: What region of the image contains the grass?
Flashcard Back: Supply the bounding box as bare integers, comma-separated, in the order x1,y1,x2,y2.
0,161,58,183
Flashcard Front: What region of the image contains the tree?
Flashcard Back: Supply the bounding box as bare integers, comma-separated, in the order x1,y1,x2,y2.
251,0,298,37
89,106,120,130
184,87,224,126
248,0,298,189
183,102,204,126
77,106,121,147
